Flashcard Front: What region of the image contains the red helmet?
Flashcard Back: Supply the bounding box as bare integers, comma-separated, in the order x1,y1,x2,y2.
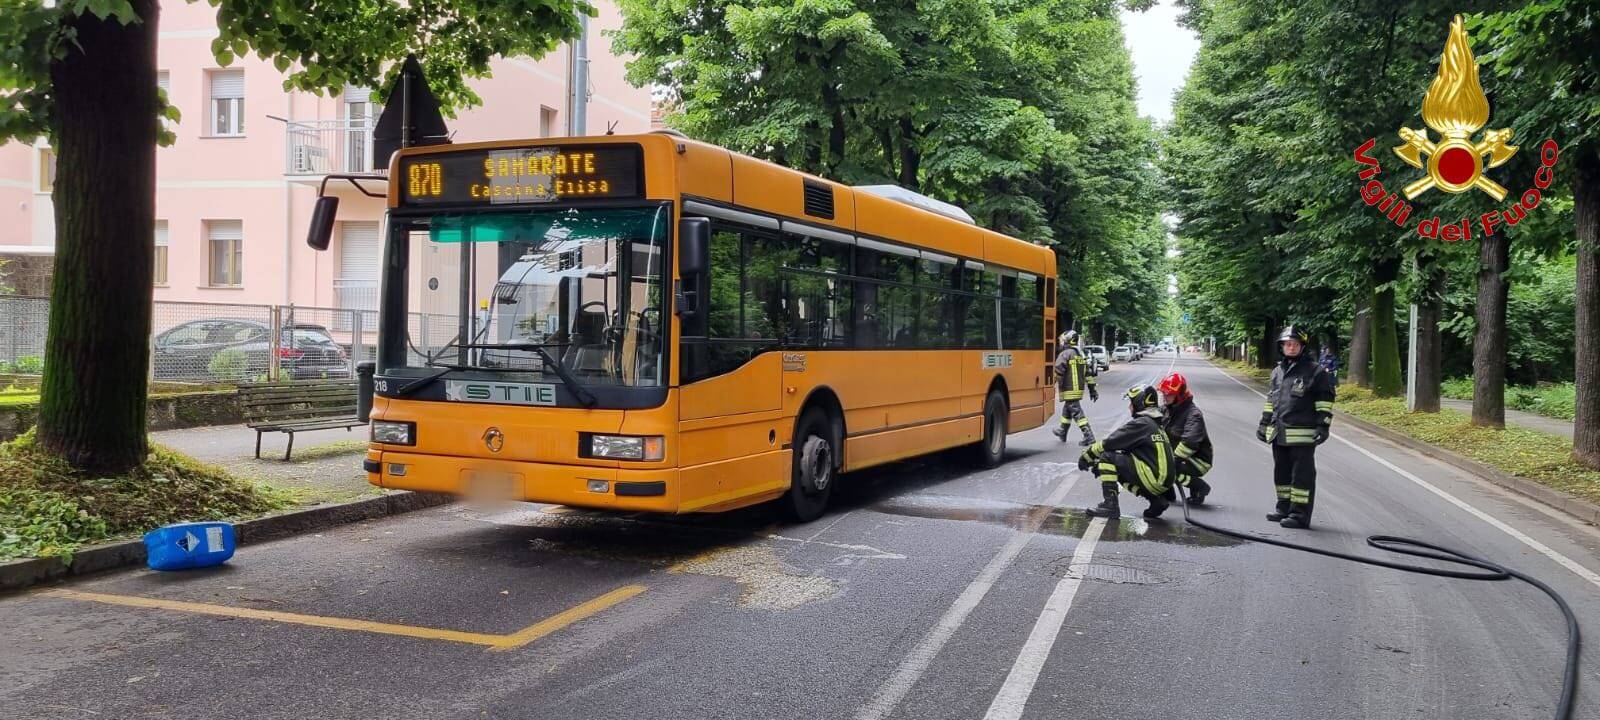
1158,372,1191,405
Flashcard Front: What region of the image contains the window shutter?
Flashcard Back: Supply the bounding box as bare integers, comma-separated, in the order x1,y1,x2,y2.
339,222,381,282
208,220,243,241
343,85,371,103
154,220,169,246
157,71,171,95
211,69,244,99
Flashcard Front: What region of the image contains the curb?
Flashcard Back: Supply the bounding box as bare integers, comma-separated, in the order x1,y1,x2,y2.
0,490,454,594
1211,360,1600,527
1332,411,1600,526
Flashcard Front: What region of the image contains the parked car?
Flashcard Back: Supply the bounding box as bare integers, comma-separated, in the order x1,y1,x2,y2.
1143,344,1155,355
154,319,350,381
1085,345,1110,371
1112,345,1134,362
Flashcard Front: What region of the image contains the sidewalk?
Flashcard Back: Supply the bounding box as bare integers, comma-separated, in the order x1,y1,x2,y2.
1439,398,1573,440
150,423,378,505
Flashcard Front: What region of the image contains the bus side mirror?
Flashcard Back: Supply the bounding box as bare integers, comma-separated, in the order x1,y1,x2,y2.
676,217,710,324
306,196,339,251
678,217,709,277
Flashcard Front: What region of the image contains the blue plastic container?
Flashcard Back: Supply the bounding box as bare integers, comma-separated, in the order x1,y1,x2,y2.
143,521,236,571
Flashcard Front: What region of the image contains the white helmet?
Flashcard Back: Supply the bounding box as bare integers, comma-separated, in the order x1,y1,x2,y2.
1060,329,1077,346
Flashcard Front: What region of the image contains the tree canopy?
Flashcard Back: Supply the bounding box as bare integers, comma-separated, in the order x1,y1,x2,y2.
615,0,1171,340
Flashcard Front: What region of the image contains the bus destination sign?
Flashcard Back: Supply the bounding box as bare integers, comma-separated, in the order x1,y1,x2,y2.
399,144,643,206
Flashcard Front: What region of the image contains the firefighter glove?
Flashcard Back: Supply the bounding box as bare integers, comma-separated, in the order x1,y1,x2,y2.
1255,424,1269,443
1314,426,1330,445
1088,386,1099,402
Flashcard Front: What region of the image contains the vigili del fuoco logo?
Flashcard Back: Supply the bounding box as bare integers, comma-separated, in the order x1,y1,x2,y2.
1352,15,1559,242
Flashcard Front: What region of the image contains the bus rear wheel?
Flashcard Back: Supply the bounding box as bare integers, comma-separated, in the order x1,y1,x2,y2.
971,389,1008,468
779,407,836,523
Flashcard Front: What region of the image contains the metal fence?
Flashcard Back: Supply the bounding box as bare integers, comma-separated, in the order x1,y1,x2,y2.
0,295,453,384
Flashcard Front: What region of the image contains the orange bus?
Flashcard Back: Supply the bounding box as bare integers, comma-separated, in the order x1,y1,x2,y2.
311,133,1057,521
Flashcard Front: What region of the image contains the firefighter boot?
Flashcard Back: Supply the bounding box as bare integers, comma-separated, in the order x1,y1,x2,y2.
1266,499,1292,523
1280,504,1313,529
1053,424,1069,442
1079,425,1097,448
1143,489,1173,519
1084,483,1120,518
1186,476,1212,506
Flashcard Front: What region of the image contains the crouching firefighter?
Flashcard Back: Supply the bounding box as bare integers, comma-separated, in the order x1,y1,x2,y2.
1079,385,1177,519
1256,325,1335,529
1053,330,1099,446
1157,372,1213,505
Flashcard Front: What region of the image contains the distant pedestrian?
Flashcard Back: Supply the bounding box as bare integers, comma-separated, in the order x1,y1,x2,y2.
1318,346,1340,388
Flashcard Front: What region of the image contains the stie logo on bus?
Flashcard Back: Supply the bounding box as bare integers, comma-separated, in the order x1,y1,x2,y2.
982,352,1013,369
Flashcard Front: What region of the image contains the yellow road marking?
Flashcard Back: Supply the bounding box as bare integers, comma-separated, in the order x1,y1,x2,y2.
39,584,646,651
489,584,645,651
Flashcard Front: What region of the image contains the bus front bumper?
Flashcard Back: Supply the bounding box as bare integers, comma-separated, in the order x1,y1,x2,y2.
366,450,679,512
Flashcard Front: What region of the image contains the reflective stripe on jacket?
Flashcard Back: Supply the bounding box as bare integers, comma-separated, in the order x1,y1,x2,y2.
1054,346,1096,401
1260,355,1335,446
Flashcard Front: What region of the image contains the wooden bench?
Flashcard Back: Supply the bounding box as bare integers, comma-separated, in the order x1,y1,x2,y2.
238,380,364,460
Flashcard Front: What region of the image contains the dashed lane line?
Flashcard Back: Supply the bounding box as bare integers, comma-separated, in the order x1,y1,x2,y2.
981,516,1108,720
38,584,646,651
1207,360,1600,592
853,473,1080,720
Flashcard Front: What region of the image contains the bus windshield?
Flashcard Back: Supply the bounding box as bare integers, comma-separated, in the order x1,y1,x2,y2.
396,205,668,389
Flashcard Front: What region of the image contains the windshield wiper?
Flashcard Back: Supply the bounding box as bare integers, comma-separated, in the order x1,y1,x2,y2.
457,343,596,407
392,362,524,398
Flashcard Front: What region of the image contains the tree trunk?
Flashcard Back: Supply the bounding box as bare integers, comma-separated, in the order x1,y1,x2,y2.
1255,318,1275,369
1348,292,1372,388
1411,252,1444,412
36,1,160,474
1371,258,1403,397
1574,150,1600,466
1472,217,1511,427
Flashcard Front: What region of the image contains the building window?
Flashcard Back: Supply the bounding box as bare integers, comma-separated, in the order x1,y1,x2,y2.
540,107,558,138
343,86,378,171
37,147,56,193
209,69,244,136
207,220,243,286
157,70,173,133
153,220,169,286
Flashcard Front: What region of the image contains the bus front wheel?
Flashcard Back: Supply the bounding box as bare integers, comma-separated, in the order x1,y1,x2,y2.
972,390,1008,468
779,407,836,523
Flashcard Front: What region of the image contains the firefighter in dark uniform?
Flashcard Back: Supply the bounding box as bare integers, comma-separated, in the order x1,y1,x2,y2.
1079,385,1177,519
1053,330,1099,446
1157,372,1213,505
1257,325,1335,529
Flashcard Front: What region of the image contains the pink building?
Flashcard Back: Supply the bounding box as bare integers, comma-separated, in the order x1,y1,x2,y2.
0,1,650,311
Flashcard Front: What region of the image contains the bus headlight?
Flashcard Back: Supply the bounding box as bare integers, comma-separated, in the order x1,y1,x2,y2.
583,434,664,461
371,420,415,446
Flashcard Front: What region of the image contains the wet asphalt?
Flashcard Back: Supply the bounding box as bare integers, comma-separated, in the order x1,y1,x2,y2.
2,355,1598,720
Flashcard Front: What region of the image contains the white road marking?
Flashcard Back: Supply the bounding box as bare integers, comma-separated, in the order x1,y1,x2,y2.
854,475,1080,720
982,516,1107,720
1208,360,1600,591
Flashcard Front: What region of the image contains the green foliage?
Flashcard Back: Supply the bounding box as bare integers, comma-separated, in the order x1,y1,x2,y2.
2,0,593,144
1337,385,1599,505
1442,377,1577,421
1167,0,1591,400
207,347,251,382
10,356,43,375
615,0,1169,337
0,430,287,561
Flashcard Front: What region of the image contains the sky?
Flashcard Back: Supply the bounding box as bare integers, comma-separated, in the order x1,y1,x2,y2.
1120,1,1201,124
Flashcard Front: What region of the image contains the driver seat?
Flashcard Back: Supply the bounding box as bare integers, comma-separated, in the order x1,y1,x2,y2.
562,310,609,375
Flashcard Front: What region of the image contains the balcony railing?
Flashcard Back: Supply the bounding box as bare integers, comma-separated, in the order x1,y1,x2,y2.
284,119,381,176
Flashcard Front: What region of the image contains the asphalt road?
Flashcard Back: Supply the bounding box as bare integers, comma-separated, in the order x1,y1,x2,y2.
3,355,1598,720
